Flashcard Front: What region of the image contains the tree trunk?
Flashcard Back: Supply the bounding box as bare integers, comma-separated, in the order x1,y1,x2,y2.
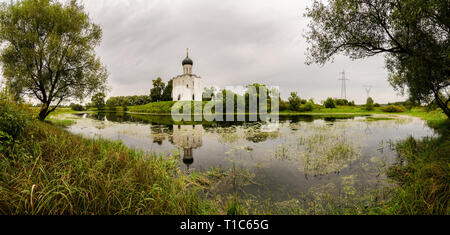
433,92,450,119
38,106,49,121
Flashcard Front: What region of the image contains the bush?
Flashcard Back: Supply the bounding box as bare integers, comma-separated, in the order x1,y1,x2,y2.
279,99,289,111
69,103,84,111
366,97,374,111
348,101,356,106
382,105,406,113
0,100,30,140
335,99,349,106
288,92,302,111
299,102,314,112
374,103,381,107
324,98,336,108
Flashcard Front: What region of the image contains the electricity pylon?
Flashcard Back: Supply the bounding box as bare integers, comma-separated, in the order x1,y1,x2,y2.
363,85,372,99
338,70,349,99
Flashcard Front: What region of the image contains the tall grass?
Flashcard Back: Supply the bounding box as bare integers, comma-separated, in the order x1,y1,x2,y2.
0,102,218,214
384,120,450,215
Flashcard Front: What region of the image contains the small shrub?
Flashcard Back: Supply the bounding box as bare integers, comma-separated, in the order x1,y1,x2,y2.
366,97,374,111
299,102,314,112
382,105,406,113
70,103,84,111
374,103,381,107
324,98,336,108
0,100,30,140
335,99,349,106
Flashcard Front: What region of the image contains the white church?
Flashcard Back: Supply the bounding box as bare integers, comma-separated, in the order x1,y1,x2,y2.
172,49,203,101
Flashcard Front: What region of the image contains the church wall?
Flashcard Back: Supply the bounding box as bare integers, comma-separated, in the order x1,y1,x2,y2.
172,75,203,101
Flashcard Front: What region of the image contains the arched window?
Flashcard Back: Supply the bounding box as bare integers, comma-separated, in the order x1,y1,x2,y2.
192,95,195,100
187,84,189,88
178,95,181,101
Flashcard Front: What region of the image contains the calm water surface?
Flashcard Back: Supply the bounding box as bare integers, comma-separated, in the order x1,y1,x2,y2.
59,112,436,207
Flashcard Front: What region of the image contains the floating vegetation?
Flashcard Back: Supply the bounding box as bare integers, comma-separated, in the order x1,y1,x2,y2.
274,143,296,160
301,137,360,176
49,112,436,214
218,130,241,144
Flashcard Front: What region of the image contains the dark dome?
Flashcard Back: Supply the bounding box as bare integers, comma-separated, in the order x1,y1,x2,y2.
183,157,193,166
182,56,193,66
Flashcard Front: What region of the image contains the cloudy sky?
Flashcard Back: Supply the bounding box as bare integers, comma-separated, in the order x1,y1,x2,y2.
79,0,404,104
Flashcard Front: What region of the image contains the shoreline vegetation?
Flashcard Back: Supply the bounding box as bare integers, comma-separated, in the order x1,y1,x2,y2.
1,100,449,214
68,100,446,119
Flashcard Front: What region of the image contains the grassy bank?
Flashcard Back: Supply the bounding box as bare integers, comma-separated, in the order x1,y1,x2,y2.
109,101,445,118
383,115,449,215
0,101,218,215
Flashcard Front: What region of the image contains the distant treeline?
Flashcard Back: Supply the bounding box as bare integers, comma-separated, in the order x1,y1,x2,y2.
106,95,153,108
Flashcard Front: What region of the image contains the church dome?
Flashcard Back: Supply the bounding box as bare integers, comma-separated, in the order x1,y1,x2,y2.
182,55,193,66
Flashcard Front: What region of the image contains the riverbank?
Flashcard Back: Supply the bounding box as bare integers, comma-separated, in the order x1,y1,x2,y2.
9,102,450,214
383,117,449,214
1,101,220,214
84,101,446,120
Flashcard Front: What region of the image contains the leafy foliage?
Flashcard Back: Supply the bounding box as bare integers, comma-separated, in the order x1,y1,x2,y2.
91,92,106,110
69,103,84,111
366,97,374,111
288,92,302,111
150,77,166,102
0,0,108,120
0,100,30,140
381,105,406,113
305,0,450,118
324,97,336,109
106,95,151,108
161,79,173,101
335,99,349,106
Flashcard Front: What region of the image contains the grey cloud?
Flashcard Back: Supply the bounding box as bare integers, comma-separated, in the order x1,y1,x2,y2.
81,0,404,104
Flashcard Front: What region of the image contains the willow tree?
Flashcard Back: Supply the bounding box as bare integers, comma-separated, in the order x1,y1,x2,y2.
0,0,108,120
305,0,450,118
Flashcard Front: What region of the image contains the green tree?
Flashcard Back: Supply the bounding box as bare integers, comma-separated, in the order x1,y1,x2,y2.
91,92,106,110
0,0,108,120
161,79,173,101
150,77,165,102
69,103,84,111
288,92,302,111
324,97,336,109
121,97,129,111
305,0,450,118
106,97,118,110
366,97,374,111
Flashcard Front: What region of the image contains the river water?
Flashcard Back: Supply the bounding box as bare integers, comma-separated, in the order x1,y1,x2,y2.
58,112,436,211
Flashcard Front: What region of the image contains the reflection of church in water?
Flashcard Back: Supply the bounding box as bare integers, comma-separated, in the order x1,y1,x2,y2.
172,125,203,170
